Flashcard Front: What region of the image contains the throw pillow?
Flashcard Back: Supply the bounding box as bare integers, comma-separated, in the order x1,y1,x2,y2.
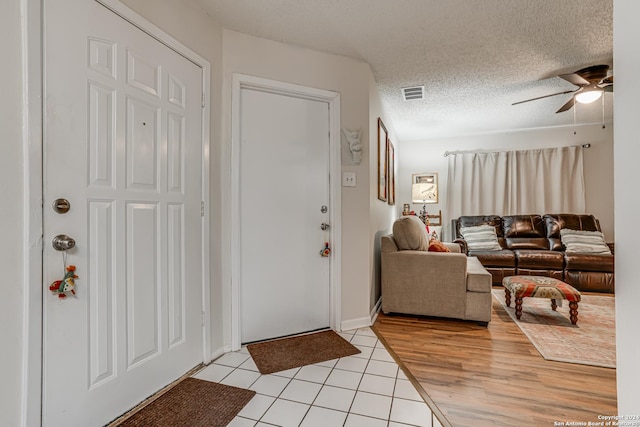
460,224,502,251
392,216,430,251
560,229,612,254
428,238,451,252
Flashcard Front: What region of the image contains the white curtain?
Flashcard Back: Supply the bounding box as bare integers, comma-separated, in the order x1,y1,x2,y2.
445,146,585,237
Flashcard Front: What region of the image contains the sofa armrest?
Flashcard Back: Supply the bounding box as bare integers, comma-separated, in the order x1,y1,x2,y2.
466,257,492,293
453,238,468,255
444,242,461,253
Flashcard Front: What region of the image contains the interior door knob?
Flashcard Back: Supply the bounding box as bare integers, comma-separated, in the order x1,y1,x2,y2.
52,234,76,251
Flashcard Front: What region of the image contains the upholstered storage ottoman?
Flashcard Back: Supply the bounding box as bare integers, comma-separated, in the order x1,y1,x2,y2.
502,276,582,325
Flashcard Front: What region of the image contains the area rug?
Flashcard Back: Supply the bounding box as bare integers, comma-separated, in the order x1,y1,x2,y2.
492,288,616,368
247,330,360,374
116,378,255,427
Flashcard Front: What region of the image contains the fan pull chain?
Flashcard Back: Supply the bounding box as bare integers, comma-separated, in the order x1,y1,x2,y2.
573,103,577,135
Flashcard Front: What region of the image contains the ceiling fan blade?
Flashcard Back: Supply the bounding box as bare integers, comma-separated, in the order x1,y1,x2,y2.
601,76,613,85
576,65,610,81
512,89,578,106
556,97,576,113
559,73,590,86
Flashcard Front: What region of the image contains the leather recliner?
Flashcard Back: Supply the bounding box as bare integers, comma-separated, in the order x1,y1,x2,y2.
452,213,614,293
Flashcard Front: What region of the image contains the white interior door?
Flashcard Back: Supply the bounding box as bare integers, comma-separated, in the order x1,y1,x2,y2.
43,1,204,425
239,87,331,343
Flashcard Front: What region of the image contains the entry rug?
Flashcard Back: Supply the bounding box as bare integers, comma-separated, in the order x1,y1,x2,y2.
492,289,616,368
116,377,256,427
247,329,361,374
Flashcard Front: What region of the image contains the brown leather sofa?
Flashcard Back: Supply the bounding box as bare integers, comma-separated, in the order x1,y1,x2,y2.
452,214,614,293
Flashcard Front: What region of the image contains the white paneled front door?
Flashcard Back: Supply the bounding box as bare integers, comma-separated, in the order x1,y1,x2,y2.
42,1,205,425
238,85,332,344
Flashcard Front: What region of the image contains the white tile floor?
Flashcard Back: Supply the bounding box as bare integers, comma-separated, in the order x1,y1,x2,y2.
193,327,444,427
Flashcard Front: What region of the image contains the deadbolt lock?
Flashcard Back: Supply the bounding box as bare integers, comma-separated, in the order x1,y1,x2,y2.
53,198,71,214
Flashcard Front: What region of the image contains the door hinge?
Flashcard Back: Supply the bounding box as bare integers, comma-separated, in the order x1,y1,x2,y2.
201,201,205,217
201,93,206,108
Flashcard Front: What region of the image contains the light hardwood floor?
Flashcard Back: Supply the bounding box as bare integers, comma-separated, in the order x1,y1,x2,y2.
373,291,617,427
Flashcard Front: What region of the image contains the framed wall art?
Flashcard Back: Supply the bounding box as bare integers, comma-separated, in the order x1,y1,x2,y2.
387,140,395,205
377,118,388,201
411,172,438,204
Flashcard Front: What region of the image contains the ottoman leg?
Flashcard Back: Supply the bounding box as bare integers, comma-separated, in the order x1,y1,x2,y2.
505,289,512,307
569,301,579,325
551,299,557,311
515,297,523,320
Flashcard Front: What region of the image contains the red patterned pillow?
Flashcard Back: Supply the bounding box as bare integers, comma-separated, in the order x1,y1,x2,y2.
428,239,451,252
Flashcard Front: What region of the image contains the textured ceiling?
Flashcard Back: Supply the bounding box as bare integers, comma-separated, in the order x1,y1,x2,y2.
195,0,613,141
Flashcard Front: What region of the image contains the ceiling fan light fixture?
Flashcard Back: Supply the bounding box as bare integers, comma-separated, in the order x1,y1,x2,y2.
575,89,602,104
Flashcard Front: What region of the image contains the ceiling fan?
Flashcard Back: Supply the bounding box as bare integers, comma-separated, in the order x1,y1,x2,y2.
513,64,614,113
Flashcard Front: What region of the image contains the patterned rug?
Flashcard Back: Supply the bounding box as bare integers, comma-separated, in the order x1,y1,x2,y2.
247,330,360,374
116,378,255,427
492,288,616,368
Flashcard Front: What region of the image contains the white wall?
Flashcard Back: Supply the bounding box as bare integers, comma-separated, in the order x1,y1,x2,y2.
220,30,383,333
398,124,614,241
369,74,399,310
0,1,26,424
118,0,225,355
613,0,640,413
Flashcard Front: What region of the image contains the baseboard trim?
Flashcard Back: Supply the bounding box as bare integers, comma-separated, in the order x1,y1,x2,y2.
340,317,371,331
370,297,382,325
209,346,227,363
340,297,382,332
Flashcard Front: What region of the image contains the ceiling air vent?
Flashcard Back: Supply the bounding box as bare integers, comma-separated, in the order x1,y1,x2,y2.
402,85,424,101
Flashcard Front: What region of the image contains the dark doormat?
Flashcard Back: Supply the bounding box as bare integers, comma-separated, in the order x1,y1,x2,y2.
115,377,255,427
247,329,361,375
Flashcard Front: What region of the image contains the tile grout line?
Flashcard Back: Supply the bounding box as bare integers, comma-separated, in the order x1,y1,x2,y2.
245,349,297,426
343,328,398,426
371,325,451,427
211,327,431,427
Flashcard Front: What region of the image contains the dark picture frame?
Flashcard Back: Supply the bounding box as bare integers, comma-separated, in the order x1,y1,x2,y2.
377,118,388,201
387,140,395,205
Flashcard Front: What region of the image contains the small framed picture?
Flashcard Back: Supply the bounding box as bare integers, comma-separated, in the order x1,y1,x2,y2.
387,140,395,206
411,172,438,204
377,118,388,202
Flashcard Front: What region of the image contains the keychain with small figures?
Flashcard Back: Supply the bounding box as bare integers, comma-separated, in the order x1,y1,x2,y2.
320,226,331,257
49,251,78,299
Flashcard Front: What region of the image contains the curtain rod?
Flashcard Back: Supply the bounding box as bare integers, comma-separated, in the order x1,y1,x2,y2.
443,144,591,157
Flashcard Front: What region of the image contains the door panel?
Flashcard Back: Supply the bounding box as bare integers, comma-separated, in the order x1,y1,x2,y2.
240,88,331,343
43,1,203,425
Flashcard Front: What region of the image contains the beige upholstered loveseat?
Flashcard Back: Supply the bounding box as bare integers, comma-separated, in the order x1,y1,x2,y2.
381,216,493,325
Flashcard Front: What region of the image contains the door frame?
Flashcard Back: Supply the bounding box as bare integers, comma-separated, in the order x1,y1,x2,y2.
23,1,212,424
230,74,342,350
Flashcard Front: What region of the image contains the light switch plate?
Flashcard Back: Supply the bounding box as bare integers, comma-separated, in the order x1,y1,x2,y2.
342,172,356,187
